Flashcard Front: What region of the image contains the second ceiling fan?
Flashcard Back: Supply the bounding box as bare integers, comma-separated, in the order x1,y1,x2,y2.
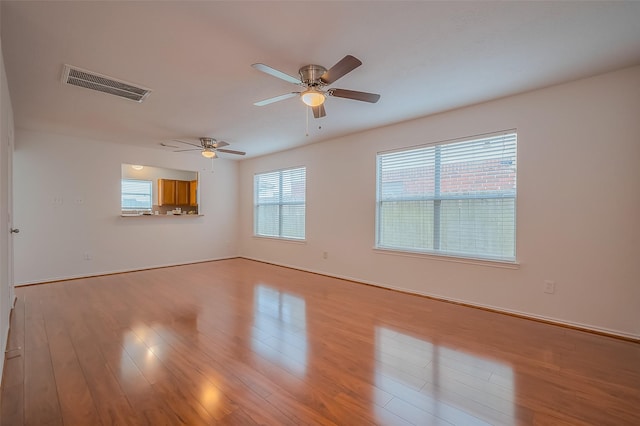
162,137,245,159
252,55,380,118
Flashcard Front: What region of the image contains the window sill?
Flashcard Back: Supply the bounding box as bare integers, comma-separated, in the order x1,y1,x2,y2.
373,247,520,269
120,213,203,217
253,235,307,244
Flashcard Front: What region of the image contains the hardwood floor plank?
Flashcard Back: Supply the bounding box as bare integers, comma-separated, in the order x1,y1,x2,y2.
121,332,214,425
44,314,102,426
532,411,593,426
95,332,185,426
217,407,259,425
0,384,23,426
1,259,639,425
22,292,62,426
71,336,143,425
147,341,239,421
385,396,456,426
420,380,534,425
149,324,300,425
264,390,341,426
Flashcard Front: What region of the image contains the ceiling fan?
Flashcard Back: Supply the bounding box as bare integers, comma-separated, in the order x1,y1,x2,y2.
252,55,380,118
161,137,246,159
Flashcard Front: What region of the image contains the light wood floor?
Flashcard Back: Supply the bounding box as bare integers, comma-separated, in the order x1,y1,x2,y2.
1,258,639,425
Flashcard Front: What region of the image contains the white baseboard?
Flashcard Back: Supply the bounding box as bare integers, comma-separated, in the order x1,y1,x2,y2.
240,256,640,341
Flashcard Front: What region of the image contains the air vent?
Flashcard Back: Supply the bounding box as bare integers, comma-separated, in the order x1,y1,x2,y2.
61,64,151,102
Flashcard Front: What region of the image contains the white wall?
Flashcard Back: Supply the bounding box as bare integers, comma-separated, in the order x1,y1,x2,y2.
239,66,640,339
13,130,239,285
0,27,15,382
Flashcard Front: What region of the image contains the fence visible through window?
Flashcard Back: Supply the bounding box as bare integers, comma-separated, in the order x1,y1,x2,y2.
376,131,517,262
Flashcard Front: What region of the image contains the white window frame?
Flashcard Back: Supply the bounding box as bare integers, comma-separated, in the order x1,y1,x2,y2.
254,167,306,240
375,131,517,262
121,179,153,212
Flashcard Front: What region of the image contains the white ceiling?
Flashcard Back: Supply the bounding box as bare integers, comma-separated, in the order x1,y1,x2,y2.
2,1,640,158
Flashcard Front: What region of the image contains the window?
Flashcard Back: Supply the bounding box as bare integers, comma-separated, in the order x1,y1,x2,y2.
121,179,152,211
254,167,306,240
376,131,517,261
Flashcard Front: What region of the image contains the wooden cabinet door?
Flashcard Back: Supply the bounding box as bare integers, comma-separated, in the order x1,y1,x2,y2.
176,180,190,205
189,180,198,206
158,179,176,205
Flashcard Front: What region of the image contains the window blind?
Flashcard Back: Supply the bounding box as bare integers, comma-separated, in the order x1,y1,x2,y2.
376,132,517,261
254,167,306,239
121,179,152,210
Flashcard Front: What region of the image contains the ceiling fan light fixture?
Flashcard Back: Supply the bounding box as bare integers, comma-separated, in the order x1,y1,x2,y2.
201,149,216,159
301,89,325,107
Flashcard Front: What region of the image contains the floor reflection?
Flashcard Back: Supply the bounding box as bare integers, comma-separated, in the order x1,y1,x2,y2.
200,381,221,413
121,323,172,378
120,319,227,419
251,284,308,376
375,327,515,425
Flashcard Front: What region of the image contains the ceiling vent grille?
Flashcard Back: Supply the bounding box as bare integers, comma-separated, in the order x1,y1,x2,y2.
61,64,151,102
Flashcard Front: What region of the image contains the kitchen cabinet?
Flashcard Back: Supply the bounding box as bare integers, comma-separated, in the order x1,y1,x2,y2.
189,180,198,206
158,179,194,206
158,179,176,205
176,180,189,205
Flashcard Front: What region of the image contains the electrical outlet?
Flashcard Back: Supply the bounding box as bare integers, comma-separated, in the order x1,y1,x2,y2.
322,251,328,260
84,253,92,261
544,280,556,294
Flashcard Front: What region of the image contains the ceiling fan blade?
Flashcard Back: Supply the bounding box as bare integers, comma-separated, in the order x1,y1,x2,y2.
312,104,326,119
173,148,201,152
320,55,362,85
329,88,380,103
171,139,202,148
213,141,229,149
254,92,299,106
217,148,246,156
160,142,180,149
252,63,301,84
